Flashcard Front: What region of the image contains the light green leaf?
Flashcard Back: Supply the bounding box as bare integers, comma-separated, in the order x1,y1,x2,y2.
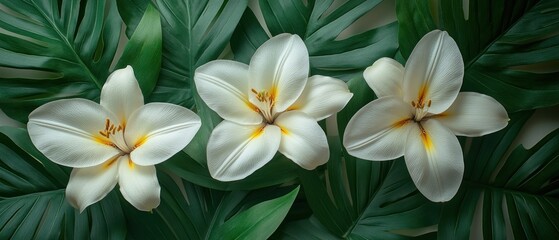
115,3,162,96
438,112,559,238
231,0,399,80
0,127,125,239
397,0,559,112
124,171,298,239
0,0,121,122
215,186,299,239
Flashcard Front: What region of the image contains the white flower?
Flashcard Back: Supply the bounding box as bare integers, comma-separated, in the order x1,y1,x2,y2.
194,33,353,181
343,30,509,202
27,66,201,212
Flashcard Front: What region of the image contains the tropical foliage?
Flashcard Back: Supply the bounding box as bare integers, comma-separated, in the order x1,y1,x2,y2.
0,0,558,239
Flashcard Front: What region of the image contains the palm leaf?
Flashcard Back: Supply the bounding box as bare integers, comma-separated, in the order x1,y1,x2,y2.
231,0,399,81
397,0,559,112
124,172,299,239
438,112,559,238
0,127,125,239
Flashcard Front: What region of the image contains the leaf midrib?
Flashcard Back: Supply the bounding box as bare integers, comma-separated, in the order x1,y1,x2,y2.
463,180,558,201
30,0,103,89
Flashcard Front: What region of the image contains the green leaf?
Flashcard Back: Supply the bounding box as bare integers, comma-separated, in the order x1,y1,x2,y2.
115,3,162,96
215,186,299,239
124,172,298,239
397,0,559,112
0,127,125,239
0,0,121,122
231,0,399,80
438,112,559,238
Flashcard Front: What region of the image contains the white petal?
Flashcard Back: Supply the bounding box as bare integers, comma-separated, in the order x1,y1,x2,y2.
65,157,120,212
207,121,281,181
27,99,122,168
436,92,509,137
403,30,464,114
194,60,263,124
274,111,329,170
249,34,309,112
289,75,353,121
363,57,404,98
118,155,161,211
404,119,464,202
343,96,414,160
126,103,201,166
100,65,144,122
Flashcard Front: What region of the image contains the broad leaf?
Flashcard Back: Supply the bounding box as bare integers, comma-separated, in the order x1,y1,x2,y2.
0,0,162,122
397,0,559,112
291,77,440,238
124,172,299,239
438,112,559,238
0,127,125,239
231,0,399,80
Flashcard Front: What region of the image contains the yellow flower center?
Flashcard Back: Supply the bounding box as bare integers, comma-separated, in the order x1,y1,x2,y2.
251,88,276,123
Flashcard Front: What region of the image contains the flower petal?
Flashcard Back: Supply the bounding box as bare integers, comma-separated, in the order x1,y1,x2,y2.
126,103,201,166
363,57,404,98
249,33,309,112
404,119,464,202
100,65,144,122
275,111,329,170
118,155,160,211
343,96,414,160
65,157,119,212
27,99,122,168
436,92,509,137
207,121,281,181
289,75,353,121
194,60,262,124
403,30,464,114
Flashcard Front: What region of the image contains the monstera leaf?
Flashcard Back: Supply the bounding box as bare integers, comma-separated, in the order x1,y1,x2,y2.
397,0,559,112
0,0,161,122
232,0,399,81
0,127,126,239
124,172,299,239
438,112,559,238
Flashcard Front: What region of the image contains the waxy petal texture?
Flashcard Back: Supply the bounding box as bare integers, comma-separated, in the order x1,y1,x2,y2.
65,157,119,212
100,65,144,122
344,97,414,160
126,103,201,166
28,99,122,168
118,155,161,211
403,30,463,114
207,121,281,181
404,119,464,202
363,57,404,98
437,92,509,137
275,111,329,170
249,34,309,112
290,75,353,121
195,60,262,125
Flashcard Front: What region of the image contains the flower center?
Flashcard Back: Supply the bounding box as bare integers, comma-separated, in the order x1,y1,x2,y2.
411,99,431,121
98,118,131,153
251,88,276,123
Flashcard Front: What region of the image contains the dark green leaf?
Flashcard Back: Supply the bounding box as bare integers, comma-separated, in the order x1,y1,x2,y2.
439,112,559,238
232,0,399,80
115,3,162,96
0,127,125,239
397,0,559,112
0,0,122,122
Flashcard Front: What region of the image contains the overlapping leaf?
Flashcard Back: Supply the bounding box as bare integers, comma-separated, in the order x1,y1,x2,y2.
232,0,399,80
0,127,125,239
397,0,559,112
438,112,559,238
124,172,299,239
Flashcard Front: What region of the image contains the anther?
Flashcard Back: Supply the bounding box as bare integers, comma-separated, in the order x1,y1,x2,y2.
427,100,432,107
411,101,416,107
105,119,110,130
